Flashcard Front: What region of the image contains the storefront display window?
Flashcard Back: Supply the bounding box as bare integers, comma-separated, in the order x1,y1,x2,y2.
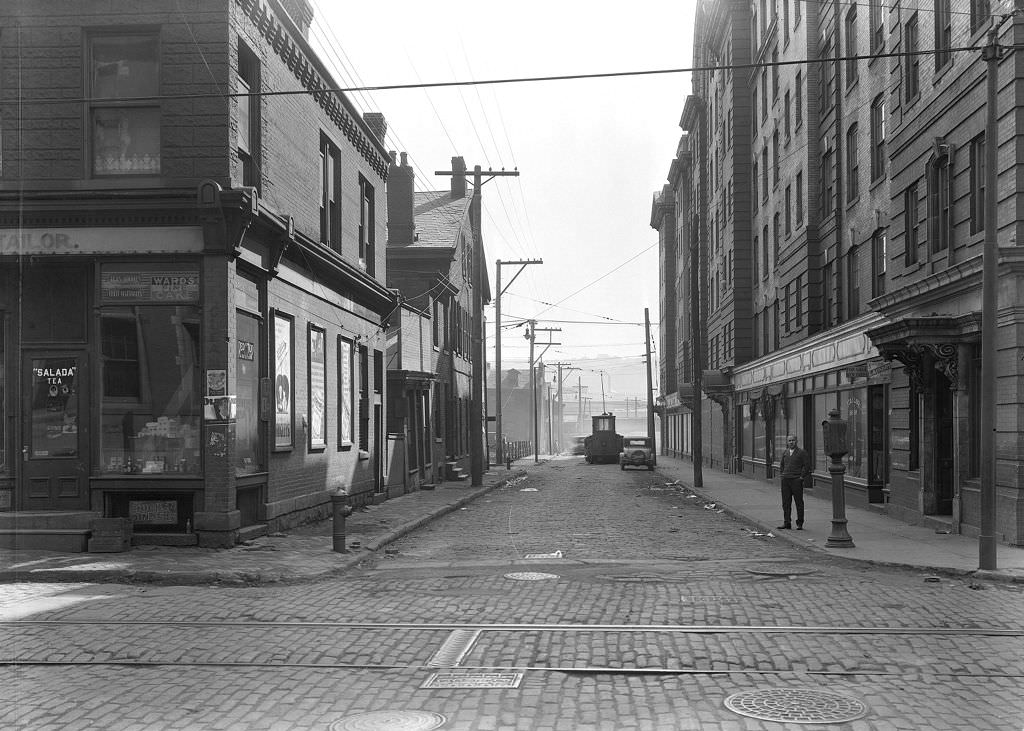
236,311,263,474
843,387,868,478
784,396,805,462
99,306,201,474
740,406,752,462
753,408,766,461
813,392,837,472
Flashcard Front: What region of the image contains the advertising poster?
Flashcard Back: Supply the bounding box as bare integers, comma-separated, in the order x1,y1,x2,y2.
309,326,326,448
339,337,353,446
274,313,292,448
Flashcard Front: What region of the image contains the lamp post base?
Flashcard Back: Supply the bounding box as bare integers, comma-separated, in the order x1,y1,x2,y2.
826,518,855,548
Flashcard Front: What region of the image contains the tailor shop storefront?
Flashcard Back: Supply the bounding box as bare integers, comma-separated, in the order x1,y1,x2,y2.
0,226,210,540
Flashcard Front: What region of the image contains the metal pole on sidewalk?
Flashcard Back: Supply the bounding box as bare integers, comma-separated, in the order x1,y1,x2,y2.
979,24,1000,570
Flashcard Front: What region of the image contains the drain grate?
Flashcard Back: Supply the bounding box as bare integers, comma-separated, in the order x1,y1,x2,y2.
421,671,523,689
504,571,559,581
329,710,446,731
724,687,867,724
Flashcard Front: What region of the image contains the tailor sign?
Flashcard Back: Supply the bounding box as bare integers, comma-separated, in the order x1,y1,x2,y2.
0,227,204,255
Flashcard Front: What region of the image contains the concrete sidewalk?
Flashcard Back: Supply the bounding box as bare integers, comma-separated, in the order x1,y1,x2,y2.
1,457,1022,586
0,469,528,586
652,454,1024,584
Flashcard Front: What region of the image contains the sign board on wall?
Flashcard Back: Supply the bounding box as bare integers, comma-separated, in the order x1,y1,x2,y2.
100,264,200,303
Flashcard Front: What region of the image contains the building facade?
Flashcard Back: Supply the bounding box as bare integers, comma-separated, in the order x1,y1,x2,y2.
0,0,394,549
657,0,1024,545
386,153,484,486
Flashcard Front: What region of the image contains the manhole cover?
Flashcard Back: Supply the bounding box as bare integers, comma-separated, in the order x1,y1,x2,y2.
422,671,523,689
504,571,559,581
724,688,867,724
329,710,446,731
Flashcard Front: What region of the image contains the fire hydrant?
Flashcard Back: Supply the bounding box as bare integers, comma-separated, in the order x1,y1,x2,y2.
330,488,354,553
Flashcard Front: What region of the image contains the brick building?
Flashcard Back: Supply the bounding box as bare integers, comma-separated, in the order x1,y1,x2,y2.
0,0,394,549
656,0,1024,544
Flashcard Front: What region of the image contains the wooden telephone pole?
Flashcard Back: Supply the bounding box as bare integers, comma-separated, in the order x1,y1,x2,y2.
435,163,518,485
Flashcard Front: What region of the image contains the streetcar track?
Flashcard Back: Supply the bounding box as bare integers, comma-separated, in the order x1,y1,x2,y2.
1,658,1022,680
3,620,1021,635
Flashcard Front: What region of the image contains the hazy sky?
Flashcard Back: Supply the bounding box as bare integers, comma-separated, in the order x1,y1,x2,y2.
311,1,697,399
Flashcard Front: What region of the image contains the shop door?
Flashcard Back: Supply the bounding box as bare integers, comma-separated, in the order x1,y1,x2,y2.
21,352,91,510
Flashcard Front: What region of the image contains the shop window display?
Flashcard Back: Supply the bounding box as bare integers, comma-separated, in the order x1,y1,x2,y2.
99,306,201,474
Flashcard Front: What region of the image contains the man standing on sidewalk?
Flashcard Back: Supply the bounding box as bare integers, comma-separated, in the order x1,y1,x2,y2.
778,435,811,530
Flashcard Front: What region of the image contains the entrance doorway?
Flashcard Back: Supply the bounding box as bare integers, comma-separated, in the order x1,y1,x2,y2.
933,371,954,514
21,351,91,510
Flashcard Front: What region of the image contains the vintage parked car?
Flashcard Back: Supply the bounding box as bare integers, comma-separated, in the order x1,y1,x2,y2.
619,436,655,471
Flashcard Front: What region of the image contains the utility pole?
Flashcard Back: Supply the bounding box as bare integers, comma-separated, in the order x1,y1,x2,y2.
576,377,585,433
551,363,576,453
530,325,561,461
644,308,656,458
979,19,1007,570
494,259,542,465
435,164,519,486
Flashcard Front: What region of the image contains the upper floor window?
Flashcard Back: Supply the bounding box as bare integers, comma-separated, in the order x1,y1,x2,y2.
359,175,376,275
795,71,803,127
934,0,952,70
822,148,835,216
846,123,860,201
904,15,920,101
89,33,160,176
320,134,342,252
784,91,791,140
796,170,804,226
971,0,992,33
872,231,887,297
237,42,260,189
969,134,986,234
845,6,858,87
905,182,921,266
928,147,953,254
846,245,861,319
870,0,884,52
870,95,886,181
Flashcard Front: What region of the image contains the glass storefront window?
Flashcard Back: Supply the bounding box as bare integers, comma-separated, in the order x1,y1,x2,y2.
236,311,263,474
785,395,805,460
843,387,868,478
753,410,766,460
813,392,837,472
99,306,201,474
0,320,5,472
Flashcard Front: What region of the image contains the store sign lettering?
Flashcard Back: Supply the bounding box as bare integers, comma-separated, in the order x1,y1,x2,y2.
0,231,77,253
34,366,77,382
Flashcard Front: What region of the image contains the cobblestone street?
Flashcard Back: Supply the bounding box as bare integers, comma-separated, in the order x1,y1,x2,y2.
4,458,1024,730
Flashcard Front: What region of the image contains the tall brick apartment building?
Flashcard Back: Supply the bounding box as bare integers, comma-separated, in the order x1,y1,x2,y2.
0,0,395,549
656,0,1024,545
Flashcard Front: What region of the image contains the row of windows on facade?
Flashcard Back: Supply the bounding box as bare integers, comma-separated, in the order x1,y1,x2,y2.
432,297,475,360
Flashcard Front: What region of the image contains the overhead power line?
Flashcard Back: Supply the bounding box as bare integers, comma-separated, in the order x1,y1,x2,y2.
13,45,1010,106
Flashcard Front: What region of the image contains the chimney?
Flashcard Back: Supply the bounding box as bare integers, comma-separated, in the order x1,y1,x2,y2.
363,112,387,144
278,0,314,39
387,151,416,246
450,156,467,199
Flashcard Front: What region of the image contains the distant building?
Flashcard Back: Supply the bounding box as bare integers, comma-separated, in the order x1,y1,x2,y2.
0,0,394,549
